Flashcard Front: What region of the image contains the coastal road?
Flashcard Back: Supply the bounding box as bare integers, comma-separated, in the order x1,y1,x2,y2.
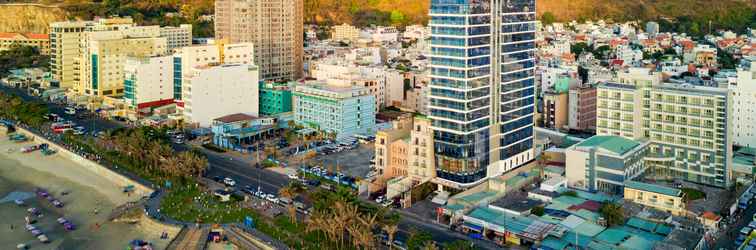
0,85,124,133
1,84,497,248
200,148,291,196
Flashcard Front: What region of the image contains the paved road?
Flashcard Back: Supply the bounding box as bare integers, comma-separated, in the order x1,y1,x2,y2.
1,84,500,249
713,202,756,249
201,148,291,196
0,85,124,133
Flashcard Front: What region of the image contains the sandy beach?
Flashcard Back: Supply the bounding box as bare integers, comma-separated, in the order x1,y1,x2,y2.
0,137,174,250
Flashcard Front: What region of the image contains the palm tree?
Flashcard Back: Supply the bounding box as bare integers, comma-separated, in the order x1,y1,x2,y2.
279,187,297,224
383,224,398,249
423,241,439,250
537,153,552,180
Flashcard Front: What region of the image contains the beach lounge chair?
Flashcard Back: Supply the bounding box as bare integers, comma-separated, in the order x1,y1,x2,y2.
57,217,68,224
37,234,49,243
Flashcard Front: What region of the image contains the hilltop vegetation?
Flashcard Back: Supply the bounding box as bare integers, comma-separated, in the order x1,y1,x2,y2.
0,0,753,35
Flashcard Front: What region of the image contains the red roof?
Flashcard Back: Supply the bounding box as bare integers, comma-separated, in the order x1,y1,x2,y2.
568,200,602,212
213,113,258,123
701,211,721,221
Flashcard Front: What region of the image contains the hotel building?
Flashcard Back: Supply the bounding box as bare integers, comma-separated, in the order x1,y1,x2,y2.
597,68,733,188
428,0,537,188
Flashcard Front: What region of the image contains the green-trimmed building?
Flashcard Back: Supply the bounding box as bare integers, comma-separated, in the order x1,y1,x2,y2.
566,135,651,194
292,82,375,139
259,82,293,116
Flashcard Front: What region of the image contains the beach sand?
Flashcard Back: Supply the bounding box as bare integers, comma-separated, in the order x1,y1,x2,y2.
0,138,174,250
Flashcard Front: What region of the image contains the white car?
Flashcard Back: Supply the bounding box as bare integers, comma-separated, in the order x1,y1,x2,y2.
375,196,385,203
381,200,394,207
223,177,236,187
288,173,298,180
265,194,279,203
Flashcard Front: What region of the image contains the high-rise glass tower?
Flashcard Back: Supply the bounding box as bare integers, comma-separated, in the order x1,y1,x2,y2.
429,0,536,187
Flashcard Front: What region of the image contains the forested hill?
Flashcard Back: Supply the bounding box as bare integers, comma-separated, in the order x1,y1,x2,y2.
0,0,754,36
305,0,755,33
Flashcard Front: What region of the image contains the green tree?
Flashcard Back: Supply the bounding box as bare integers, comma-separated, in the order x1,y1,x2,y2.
390,10,406,25
541,12,557,25
571,42,592,56
561,191,578,197
599,203,625,226
407,229,433,250
531,206,545,216
444,240,478,250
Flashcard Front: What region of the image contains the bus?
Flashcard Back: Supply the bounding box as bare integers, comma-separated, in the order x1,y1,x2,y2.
52,123,73,133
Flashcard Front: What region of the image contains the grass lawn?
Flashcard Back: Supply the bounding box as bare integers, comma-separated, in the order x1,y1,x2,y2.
160,183,254,224
159,182,344,249
681,187,706,201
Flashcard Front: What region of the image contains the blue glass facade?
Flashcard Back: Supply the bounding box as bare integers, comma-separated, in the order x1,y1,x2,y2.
173,56,182,100
429,0,536,186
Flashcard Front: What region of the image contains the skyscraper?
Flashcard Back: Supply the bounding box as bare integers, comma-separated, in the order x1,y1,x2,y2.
428,0,537,188
214,0,304,82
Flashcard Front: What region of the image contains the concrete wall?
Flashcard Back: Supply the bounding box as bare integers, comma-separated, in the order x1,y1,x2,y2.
14,127,154,197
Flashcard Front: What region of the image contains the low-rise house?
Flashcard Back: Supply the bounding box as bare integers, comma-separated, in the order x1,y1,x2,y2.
623,181,687,216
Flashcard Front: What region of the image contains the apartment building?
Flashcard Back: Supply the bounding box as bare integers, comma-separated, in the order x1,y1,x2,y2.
159,24,192,52
374,114,435,203
428,0,537,188
174,43,255,102
331,23,360,42
292,83,375,139
543,91,568,130
182,64,260,127
0,32,49,55
730,58,756,147
566,135,650,194
214,0,304,81
568,85,597,131
408,115,435,182
123,55,175,110
597,68,733,188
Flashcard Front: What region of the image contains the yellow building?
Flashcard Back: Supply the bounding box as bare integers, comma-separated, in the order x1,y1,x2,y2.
623,180,686,216
76,26,167,97
331,23,360,42
50,17,137,89
0,32,49,54
543,91,568,130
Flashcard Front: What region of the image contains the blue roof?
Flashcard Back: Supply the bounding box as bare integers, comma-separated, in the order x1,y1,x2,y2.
541,237,570,250
626,217,658,232
624,180,682,197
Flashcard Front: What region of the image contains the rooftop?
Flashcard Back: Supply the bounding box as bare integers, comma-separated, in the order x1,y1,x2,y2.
574,135,642,155
213,113,257,124
624,180,682,197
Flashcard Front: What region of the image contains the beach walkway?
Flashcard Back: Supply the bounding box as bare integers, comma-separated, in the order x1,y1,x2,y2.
167,227,208,250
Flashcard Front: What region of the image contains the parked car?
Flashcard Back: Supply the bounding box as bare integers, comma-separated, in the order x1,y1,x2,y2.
223,177,236,187
288,173,298,180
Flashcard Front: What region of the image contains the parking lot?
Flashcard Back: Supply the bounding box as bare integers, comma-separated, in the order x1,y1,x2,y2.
310,143,375,178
